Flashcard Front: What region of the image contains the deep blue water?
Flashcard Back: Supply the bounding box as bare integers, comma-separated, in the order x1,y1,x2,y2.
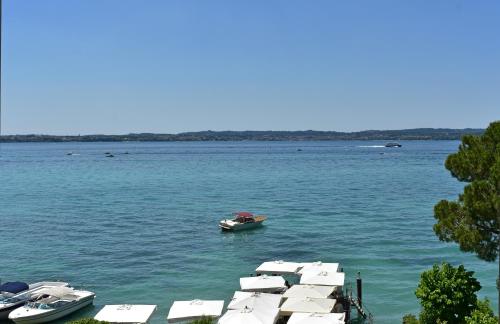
0,141,496,323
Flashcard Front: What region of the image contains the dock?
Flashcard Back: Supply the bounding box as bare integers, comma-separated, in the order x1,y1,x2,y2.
167,260,374,323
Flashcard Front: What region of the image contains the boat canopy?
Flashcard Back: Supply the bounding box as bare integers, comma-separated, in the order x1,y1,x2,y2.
219,306,279,324
0,282,29,294
256,260,302,275
95,305,157,324
167,300,224,323
279,297,337,316
227,291,282,311
287,312,345,324
234,212,254,218
38,286,75,298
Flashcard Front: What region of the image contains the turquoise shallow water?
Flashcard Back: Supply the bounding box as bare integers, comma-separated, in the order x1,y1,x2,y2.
0,141,497,323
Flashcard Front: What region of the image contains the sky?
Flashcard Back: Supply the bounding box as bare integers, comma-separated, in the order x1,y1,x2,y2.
2,0,499,135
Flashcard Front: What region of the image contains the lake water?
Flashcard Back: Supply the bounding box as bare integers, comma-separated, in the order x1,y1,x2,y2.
0,141,496,323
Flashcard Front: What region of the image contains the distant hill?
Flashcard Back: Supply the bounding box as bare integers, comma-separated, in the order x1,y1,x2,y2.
0,128,485,142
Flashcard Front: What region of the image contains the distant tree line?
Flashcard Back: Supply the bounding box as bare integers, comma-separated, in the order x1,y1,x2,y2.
0,128,485,142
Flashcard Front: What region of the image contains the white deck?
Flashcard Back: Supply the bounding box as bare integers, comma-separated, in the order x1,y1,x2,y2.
298,262,340,275
256,261,302,275
287,312,345,324
227,291,282,310
167,300,224,323
279,297,337,316
240,275,287,293
219,307,280,324
299,271,345,287
283,285,335,299
94,305,157,324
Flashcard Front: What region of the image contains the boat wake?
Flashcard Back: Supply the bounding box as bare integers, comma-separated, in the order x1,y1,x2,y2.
357,145,385,148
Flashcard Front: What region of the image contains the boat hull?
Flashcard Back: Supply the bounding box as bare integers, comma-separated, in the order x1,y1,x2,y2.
219,221,264,231
9,295,94,324
0,302,25,320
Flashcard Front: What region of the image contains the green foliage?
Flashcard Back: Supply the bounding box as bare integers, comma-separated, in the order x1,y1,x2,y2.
415,263,481,324
402,313,420,324
188,316,214,324
433,121,500,261
465,299,498,324
66,319,108,324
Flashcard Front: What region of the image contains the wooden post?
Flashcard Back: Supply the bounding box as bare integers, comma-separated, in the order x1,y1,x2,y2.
356,271,362,309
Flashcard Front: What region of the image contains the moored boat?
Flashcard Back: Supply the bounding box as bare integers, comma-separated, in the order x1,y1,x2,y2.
8,286,95,324
0,282,69,320
219,212,266,231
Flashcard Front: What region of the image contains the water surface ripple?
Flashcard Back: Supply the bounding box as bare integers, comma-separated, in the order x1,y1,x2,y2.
0,141,496,323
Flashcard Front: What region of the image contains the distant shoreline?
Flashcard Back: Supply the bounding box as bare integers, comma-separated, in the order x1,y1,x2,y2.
0,128,484,143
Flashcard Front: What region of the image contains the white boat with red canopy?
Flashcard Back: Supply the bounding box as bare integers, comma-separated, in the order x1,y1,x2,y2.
219,212,267,231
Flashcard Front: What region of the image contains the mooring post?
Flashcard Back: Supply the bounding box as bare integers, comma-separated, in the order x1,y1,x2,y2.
343,283,351,322
356,271,362,309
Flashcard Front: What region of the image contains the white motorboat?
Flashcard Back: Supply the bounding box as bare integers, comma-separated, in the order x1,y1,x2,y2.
0,282,69,320
219,212,267,231
8,286,95,324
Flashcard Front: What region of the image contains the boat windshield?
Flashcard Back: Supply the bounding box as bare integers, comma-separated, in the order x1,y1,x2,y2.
0,294,25,304
26,301,56,310
235,216,255,223
26,295,66,309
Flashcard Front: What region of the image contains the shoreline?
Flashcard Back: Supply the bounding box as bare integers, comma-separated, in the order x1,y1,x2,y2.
0,128,485,143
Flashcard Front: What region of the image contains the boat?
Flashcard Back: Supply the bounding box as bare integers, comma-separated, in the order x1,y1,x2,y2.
0,282,69,320
219,212,266,231
385,142,402,147
8,286,95,324
0,282,29,320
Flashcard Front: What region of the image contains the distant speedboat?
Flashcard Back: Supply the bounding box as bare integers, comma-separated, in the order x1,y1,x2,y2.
219,212,267,231
385,142,402,148
0,282,69,320
8,286,95,324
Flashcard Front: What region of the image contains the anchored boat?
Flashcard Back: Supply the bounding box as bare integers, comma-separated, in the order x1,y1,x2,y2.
8,286,95,324
219,212,266,231
0,282,69,320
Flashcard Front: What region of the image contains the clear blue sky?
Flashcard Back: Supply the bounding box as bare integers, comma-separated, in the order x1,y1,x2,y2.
2,0,499,135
